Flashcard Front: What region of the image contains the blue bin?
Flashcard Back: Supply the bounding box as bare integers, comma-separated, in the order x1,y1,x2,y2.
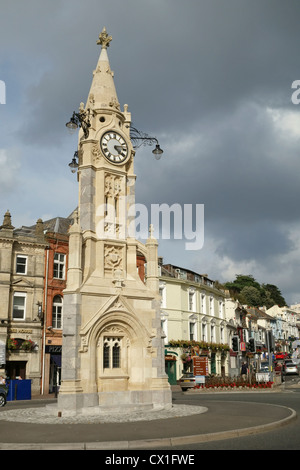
6,379,31,401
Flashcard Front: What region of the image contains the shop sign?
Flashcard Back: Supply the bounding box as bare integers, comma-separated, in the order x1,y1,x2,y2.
9,328,33,334
45,345,62,353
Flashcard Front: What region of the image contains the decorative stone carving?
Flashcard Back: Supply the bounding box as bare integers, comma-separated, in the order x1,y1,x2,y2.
104,245,123,272
108,97,120,110
92,143,102,163
97,27,112,49
102,326,124,335
104,174,123,197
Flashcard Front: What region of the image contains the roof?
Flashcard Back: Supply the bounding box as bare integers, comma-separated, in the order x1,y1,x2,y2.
42,217,72,235
245,306,275,321
162,264,214,282
14,214,74,238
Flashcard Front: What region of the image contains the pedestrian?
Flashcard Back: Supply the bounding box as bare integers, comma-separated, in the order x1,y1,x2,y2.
241,362,248,380
0,376,6,385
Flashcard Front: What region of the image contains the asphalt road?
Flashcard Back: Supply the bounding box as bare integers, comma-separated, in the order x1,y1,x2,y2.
0,377,299,452
171,386,300,450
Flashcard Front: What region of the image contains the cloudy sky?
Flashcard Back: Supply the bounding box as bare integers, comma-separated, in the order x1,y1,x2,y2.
1,0,300,306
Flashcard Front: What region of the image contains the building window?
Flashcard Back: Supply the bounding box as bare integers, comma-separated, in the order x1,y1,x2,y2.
188,288,196,312
161,311,169,345
103,343,110,368
189,322,195,340
220,326,224,343
189,314,197,341
16,255,27,274
219,300,224,319
202,321,207,342
53,253,66,279
201,293,206,314
159,282,166,308
211,323,215,342
12,292,26,320
209,296,214,316
52,295,63,329
103,337,121,369
112,343,120,368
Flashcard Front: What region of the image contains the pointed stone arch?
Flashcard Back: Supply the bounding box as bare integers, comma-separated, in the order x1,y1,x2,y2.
79,296,154,394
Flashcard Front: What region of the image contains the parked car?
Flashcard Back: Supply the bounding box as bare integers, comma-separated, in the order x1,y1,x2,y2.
283,360,299,376
276,352,289,360
0,384,8,407
179,373,196,391
259,362,270,373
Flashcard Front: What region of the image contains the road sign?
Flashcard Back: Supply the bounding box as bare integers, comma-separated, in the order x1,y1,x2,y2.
193,356,208,376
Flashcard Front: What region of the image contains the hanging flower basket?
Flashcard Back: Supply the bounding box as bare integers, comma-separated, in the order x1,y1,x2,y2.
181,353,192,363
20,340,35,351
7,338,18,350
7,338,35,352
201,349,210,356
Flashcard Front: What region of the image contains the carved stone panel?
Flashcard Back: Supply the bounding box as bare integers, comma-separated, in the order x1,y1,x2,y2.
104,244,124,276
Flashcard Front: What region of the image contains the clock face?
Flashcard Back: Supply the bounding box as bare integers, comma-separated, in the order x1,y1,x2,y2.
100,131,128,164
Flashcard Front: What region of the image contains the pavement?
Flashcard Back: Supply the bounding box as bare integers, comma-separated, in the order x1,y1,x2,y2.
0,384,297,450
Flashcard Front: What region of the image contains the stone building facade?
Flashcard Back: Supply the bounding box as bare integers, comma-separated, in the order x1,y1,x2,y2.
0,211,46,394
159,263,229,383
41,216,72,394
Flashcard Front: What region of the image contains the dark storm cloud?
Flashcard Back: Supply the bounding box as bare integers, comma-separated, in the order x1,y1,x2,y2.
215,221,293,261
1,0,300,303
8,0,300,144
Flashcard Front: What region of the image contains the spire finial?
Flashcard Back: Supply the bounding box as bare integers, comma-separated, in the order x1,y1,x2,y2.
97,27,112,49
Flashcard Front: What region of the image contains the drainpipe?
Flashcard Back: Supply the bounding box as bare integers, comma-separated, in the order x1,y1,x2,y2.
41,247,49,395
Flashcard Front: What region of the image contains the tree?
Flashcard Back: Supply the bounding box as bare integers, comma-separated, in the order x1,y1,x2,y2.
262,284,286,307
260,289,274,310
239,286,262,307
224,275,287,308
224,275,262,298
224,275,261,291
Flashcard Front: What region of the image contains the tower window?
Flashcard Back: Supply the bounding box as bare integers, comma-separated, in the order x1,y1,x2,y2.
103,337,121,369
112,343,120,368
103,343,110,369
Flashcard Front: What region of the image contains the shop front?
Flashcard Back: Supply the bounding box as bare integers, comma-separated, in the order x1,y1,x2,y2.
164,351,178,385
45,345,62,395
5,334,41,394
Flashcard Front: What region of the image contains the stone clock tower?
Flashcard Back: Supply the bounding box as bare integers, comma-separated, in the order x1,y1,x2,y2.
57,28,171,415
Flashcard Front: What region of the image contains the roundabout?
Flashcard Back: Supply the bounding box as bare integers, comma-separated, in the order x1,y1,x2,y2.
0,392,296,450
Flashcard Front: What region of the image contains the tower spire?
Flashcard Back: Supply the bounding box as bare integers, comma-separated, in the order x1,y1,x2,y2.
87,27,119,110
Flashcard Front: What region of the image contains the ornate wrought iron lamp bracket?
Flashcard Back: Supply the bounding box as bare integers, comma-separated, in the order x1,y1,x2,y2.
66,108,92,139
129,125,163,159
